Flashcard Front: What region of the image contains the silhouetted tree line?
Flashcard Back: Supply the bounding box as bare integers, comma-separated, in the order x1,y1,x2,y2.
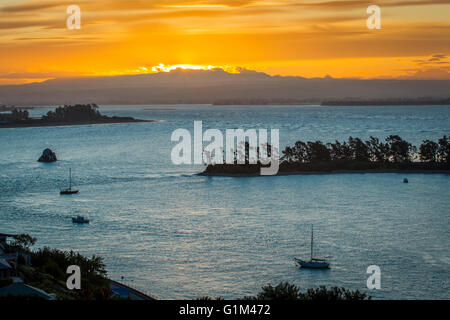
202,135,450,175
30,247,110,299
0,108,29,121
253,282,369,300
198,282,370,300
42,104,102,122
281,135,450,167
3,234,112,300
1,104,144,127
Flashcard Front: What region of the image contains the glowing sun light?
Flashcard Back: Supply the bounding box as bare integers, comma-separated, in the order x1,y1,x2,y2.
151,63,215,73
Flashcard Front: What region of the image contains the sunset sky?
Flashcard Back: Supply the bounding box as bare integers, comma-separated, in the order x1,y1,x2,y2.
0,0,449,84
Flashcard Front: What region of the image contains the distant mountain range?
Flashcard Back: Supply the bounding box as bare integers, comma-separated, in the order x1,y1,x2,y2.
1,68,449,105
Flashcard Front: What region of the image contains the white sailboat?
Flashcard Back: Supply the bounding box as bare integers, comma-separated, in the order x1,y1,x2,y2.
294,225,330,269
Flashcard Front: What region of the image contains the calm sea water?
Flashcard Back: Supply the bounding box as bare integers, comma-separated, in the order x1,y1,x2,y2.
0,105,449,299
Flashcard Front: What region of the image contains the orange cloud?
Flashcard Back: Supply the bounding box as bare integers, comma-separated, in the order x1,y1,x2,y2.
0,0,449,83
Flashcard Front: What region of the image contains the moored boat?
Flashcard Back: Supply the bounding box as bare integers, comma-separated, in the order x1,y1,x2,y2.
72,216,89,224
295,225,330,269
294,258,330,269
60,168,79,195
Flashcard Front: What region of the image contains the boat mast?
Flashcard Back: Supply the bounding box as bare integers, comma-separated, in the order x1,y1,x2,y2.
311,224,314,261
69,168,72,189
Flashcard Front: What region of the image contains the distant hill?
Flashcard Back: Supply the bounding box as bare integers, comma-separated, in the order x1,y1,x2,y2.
0,68,449,105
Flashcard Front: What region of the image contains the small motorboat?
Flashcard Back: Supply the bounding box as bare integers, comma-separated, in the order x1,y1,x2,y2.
60,168,79,195
72,216,89,224
295,225,330,269
403,178,408,183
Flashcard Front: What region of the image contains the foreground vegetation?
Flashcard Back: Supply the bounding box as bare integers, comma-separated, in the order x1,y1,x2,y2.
0,234,112,300
253,282,370,300
202,135,450,175
199,282,370,300
2,235,371,300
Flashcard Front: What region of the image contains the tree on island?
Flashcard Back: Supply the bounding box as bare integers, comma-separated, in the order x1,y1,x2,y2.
385,135,416,163
437,135,450,164
279,135,449,167
0,108,29,122
366,136,390,163
42,104,103,122
420,140,440,162
205,134,450,175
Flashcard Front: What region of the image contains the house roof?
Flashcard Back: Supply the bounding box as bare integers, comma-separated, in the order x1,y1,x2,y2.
0,258,12,270
0,284,55,300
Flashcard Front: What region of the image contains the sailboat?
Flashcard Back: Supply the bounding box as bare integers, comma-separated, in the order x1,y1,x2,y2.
294,225,330,269
60,168,79,195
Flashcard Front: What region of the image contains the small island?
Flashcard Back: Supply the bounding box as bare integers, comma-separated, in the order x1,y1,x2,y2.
0,104,156,128
321,98,450,106
37,148,57,162
201,135,450,176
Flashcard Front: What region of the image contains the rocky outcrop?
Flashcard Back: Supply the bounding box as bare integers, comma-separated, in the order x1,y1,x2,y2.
38,148,57,162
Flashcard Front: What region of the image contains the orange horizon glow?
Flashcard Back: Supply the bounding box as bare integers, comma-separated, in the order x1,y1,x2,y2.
0,0,449,85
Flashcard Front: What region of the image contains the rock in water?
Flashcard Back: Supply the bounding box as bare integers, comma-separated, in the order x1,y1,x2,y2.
38,148,57,162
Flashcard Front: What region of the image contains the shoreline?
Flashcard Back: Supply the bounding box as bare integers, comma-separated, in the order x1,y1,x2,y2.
0,119,159,129
199,169,450,177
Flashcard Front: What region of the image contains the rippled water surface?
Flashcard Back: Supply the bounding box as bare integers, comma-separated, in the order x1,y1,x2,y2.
1,105,449,299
